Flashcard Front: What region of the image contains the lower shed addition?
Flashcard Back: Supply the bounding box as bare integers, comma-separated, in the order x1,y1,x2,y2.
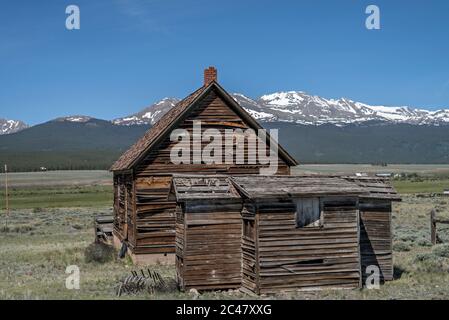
232,176,368,294
172,176,243,291
171,174,400,293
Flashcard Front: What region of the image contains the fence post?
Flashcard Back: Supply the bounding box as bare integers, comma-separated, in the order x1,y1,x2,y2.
430,208,437,245
4,164,9,229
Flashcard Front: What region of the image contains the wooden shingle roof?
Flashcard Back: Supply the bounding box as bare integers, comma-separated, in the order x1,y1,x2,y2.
110,85,208,171
172,175,240,201
231,175,367,199
110,81,298,171
171,174,400,201
343,176,401,201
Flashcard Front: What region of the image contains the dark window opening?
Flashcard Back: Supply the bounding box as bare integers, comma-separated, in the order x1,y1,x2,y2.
243,219,255,239
295,198,322,228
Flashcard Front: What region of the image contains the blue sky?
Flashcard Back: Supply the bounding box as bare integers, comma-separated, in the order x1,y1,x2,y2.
1,0,448,124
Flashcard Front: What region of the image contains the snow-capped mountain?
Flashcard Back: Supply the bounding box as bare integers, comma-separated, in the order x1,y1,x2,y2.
53,115,93,123
0,118,28,135
233,91,449,126
113,98,180,126
2,91,449,133
113,91,449,127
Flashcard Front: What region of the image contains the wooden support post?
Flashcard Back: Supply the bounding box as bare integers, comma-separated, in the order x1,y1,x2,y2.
4,164,9,228
94,217,98,243
430,208,437,245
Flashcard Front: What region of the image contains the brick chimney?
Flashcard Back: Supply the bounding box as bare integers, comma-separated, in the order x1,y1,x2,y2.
204,66,217,86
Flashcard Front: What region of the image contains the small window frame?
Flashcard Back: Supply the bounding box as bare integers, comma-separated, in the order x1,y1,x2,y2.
294,197,323,228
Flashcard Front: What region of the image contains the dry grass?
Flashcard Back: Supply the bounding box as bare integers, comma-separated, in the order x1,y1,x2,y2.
1,195,449,300
1,168,449,299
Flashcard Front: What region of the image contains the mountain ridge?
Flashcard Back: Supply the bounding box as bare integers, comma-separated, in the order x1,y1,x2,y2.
2,90,449,135
0,118,28,135
111,91,449,127
1,119,449,171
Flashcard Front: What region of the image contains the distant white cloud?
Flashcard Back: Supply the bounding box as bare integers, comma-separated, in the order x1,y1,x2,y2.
115,0,149,17
113,0,168,32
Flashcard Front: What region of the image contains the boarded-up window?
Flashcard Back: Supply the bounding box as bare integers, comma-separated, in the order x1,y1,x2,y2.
295,198,322,228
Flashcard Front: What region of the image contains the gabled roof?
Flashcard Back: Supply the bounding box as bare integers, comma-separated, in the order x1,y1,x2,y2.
231,175,367,199
111,81,298,171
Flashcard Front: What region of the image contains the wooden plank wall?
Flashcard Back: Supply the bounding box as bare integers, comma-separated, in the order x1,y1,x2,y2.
242,197,361,294
176,199,243,291
113,173,133,242
132,176,175,254
126,176,135,246
241,203,258,293
127,88,290,255
359,199,393,282
175,204,185,288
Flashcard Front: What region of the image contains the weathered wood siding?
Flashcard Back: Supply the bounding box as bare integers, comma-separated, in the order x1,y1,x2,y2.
359,199,393,282
176,199,243,291
242,197,361,294
113,173,134,243
241,203,258,293
127,176,136,246
175,204,185,287
133,176,175,254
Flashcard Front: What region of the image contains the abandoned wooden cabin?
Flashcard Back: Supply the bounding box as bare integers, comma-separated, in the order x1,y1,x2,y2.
344,176,401,282
110,67,401,292
110,67,298,264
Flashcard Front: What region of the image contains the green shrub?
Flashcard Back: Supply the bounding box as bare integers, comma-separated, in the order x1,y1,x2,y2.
397,233,417,242
393,241,411,252
414,253,447,273
414,253,433,262
432,244,449,258
12,224,35,233
32,207,44,213
84,242,115,264
71,224,83,230
0,226,10,233
417,238,431,247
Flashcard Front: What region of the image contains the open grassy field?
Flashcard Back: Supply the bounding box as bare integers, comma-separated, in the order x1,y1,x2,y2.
294,164,449,176
1,167,449,300
0,170,112,188
2,185,112,210
0,171,113,209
